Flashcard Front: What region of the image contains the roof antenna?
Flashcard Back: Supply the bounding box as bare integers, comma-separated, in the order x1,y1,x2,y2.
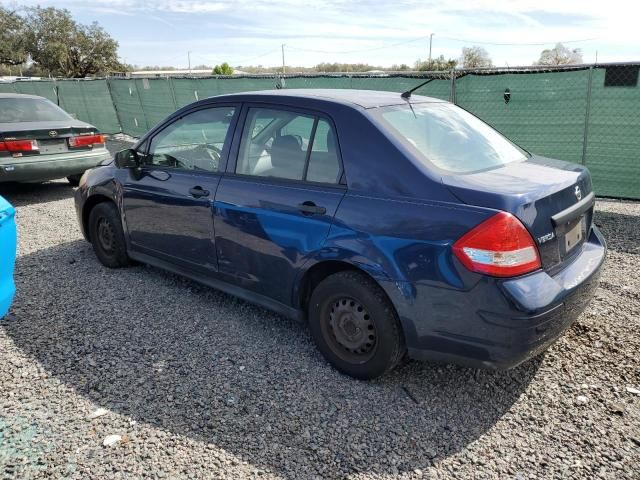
401,77,435,99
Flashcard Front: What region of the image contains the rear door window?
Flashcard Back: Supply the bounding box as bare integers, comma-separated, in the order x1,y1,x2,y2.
306,119,341,183
236,107,341,184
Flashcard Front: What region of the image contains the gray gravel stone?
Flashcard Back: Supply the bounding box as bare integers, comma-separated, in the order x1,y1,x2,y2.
0,174,638,478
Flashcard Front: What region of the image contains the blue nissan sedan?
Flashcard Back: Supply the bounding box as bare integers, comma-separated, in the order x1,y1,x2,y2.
74,89,606,379
0,195,16,319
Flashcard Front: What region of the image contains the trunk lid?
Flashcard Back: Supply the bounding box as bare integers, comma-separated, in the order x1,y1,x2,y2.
0,121,98,157
442,155,595,271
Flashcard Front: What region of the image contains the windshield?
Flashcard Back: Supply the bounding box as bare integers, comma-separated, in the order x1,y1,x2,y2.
0,97,73,123
372,103,527,174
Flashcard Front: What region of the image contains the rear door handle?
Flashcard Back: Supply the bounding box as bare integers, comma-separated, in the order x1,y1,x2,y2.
189,186,210,198
297,201,326,216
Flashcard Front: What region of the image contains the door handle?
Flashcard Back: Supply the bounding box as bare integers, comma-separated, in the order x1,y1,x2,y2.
189,186,210,198
297,201,326,216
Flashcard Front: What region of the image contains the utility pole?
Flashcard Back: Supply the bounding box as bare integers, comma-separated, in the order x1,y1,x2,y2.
281,44,286,74
428,33,434,63
188,51,192,74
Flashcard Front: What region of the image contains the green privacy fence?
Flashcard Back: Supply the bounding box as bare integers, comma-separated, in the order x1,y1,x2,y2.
0,78,120,133
454,65,640,199
1,64,638,199
105,73,453,137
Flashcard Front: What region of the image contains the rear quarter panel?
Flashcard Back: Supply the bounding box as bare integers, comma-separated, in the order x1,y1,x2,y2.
302,193,500,347
326,193,494,287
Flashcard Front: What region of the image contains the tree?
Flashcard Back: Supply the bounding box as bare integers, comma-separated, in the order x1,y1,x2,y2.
535,43,583,66
414,55,457,71
22,6,124,77
0,6,28,66
459,46,492,69
213,62,234,75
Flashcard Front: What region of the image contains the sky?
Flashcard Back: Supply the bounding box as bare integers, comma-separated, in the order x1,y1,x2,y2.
4,0,640,69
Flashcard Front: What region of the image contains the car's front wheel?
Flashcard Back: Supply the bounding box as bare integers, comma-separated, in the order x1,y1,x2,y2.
308,271,405,379
88,202,131,268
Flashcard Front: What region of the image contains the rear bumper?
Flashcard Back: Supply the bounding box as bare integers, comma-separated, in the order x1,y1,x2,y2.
382,226,607,369
0,149,111,183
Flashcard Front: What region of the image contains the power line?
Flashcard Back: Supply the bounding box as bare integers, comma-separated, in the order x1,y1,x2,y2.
282,35,597,55
285,35,430,55
439,36,597,46
170,35,597,68
190,47,280,67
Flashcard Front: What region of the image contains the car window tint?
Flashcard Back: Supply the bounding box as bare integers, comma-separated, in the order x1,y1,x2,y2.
147,107,235,172
237,108,315,181
306,119,341,184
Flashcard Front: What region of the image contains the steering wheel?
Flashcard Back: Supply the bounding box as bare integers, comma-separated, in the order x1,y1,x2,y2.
191,144,222,163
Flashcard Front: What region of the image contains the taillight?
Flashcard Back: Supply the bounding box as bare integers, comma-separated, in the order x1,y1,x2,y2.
68,134,105,148
0,139,39,156
453,212,541,277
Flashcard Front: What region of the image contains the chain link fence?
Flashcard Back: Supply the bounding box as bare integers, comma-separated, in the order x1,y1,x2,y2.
0,64,638,199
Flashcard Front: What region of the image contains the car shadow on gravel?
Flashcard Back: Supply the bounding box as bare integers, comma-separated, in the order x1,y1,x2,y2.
0,181,75,207
4,239,541,478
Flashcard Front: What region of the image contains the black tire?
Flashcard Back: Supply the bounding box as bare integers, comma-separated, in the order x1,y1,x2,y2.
308,271,406,379
67,174,82,186
88,202,131,268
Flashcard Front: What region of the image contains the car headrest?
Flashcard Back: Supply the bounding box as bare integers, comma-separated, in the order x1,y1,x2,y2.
271,135,303,169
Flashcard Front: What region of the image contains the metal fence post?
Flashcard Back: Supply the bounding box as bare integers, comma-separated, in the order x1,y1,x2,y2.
132,78,151,132
105,78,124,134
449,69,457,104
581,66,594,165
168,76,179,109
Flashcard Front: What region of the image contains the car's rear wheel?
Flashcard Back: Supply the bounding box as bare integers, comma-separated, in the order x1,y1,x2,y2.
88,202,131,268
67,174,82,186
308,271,405,379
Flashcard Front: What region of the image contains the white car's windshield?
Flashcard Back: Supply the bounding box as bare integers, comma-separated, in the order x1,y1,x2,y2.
0,97,73,123
373,103,527,174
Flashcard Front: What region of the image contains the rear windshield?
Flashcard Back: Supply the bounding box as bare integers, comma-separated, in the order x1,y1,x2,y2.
372,103,527,174
0,97,73,123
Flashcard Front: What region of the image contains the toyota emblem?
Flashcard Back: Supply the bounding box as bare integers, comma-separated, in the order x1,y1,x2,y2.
48,130,58,138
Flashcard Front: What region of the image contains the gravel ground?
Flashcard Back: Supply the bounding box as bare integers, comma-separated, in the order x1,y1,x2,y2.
0,157,639,478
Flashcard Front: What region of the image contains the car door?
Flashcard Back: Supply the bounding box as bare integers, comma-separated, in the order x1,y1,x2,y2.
214,105,346,305
121,104,238,273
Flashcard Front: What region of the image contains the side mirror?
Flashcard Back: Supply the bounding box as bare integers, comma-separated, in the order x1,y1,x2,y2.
114,149,139,168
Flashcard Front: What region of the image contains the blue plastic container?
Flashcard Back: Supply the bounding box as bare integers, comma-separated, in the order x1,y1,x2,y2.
0,195,16,319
